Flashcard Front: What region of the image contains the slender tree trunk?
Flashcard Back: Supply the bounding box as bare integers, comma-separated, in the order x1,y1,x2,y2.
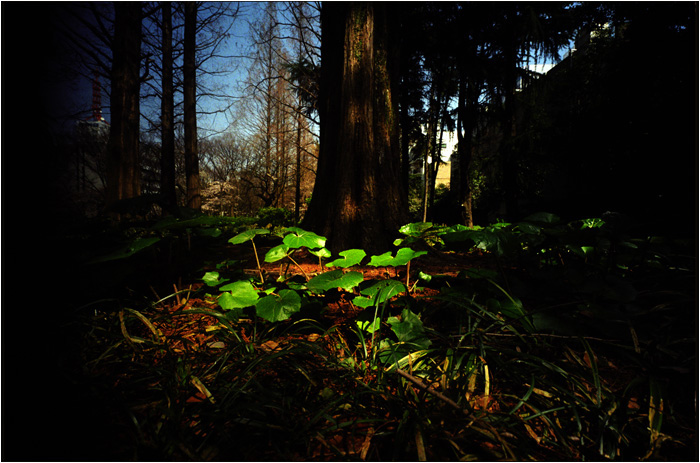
294,107,302,222
421,83,438,222
294,25,303,223
429,93,449,215
303,3,408,254
184,1,200,211
106,2,142,219
160,1,176,214
421,137,430,223
456,73,475,227
263,31,273,207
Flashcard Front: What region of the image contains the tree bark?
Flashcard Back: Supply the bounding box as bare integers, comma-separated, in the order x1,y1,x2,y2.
421,83,436,223
302,3,408,254
184,1,200,211
456,73,475,227
106,2,142,219
429,92,448,218
160,1,177,214
294,16,304,223
294,102,302,221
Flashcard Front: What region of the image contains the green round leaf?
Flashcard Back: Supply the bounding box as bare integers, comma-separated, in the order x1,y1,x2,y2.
308,270,364,293
202,271,228,287
326,249,366,268
368,251,395,267
360,279,406,304
229,228,270,245
387,308,430,347
282,229,326,249
392,248,427,266
264,244,290,262
367,248,426,267
310,247,332,259
352,296,375,308
218,280,260,309
255,289,301,322
399,222,434,237
203,271,221,286
356,318,381,333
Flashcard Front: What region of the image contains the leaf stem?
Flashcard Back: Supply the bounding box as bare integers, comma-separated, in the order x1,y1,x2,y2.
251,239,264,285
406,260,411,290
286,252,310,281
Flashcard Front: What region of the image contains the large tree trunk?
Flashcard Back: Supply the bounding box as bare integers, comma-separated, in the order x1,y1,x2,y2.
303,3,408,254
160,1,177,214
106,2,142,218
184,1,200,211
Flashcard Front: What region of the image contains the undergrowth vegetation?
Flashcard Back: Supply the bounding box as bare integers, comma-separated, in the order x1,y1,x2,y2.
73,212,696,460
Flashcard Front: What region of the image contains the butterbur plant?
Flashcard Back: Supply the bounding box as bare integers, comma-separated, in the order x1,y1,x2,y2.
264,227,327,280
394,221,449,249
326,249,366,268
368,247,427,288
228,228,270,284
310,247,331,270
254,289,302,322
209,226,432,331
205,227,332,325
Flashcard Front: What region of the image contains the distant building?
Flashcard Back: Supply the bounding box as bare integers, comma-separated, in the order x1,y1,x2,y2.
435,162,451,188
517,62,556,91
434,128,456,188
410,124,458,187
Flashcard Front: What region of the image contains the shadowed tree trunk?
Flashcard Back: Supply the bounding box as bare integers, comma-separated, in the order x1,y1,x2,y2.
106,2,142,218
456,74,477,227
160,1,177,214
184,1,200,211
303,3,408,254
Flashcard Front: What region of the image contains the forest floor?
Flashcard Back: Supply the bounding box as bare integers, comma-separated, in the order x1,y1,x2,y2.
9,222,696,462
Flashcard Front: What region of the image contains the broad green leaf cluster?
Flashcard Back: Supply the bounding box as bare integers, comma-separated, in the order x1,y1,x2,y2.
204,225,435,366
